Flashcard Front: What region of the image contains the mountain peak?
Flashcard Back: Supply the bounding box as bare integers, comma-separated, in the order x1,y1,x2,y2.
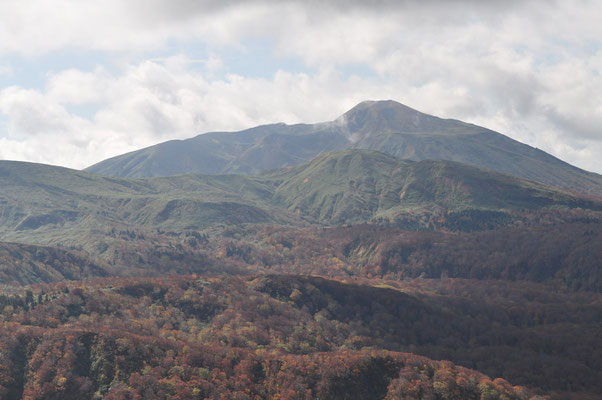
336,100,445,136
344,99,417,114
85,99,602,196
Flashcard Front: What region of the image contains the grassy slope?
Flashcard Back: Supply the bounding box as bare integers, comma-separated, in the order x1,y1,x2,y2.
3,151,600,248
0,160,292,249
268,150,599,225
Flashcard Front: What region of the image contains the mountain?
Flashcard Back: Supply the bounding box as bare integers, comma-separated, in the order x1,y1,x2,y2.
86,100,602,196
0,159,292,248
3,150,600,249
265,149,601,226
3,149,602,287
2,151,602,289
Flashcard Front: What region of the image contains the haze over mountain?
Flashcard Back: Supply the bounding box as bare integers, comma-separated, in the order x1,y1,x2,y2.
87,100,602,196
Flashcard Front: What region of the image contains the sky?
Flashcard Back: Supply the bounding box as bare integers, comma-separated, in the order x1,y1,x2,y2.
0,0,601,173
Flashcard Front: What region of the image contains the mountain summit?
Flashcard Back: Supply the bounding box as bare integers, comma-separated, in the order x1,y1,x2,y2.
337,100,481,138
86,100,602,196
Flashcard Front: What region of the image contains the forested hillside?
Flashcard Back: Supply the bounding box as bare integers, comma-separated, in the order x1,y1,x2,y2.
3,274,595,399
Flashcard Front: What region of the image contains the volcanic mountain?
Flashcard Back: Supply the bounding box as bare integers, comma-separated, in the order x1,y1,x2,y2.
86,100,602,196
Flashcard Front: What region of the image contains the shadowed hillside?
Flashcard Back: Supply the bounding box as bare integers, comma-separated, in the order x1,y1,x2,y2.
5,274,600,398
0,242,109,284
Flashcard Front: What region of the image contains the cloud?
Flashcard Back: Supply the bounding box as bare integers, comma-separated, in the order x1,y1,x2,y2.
0,58,351,168
0,0,602,173
2,53,602,172
0,1,292,56
0,1,554,57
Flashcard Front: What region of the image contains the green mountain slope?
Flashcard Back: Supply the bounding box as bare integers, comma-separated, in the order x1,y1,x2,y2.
0,160,295,249
3,150,601,251
86,100,602,196
267,150,600,226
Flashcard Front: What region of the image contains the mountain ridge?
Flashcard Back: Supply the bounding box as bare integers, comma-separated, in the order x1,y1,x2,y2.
85,100,602,196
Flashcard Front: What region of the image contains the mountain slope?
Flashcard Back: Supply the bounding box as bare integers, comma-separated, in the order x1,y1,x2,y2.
86,121,349,177
3,150,602,251
0,275,549,399
266,150,601,226
237,221,602,291
3,151,602,286
86,100,602,196
0,241,109,284
0,160,295,249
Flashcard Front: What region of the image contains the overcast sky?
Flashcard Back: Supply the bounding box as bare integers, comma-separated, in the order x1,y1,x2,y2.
0,0,601,173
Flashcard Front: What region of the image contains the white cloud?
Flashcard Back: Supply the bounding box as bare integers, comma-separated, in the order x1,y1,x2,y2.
0,58,354,168
0,0,602,173
2,48,602,173
0,1,286,56
46,67,111,105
